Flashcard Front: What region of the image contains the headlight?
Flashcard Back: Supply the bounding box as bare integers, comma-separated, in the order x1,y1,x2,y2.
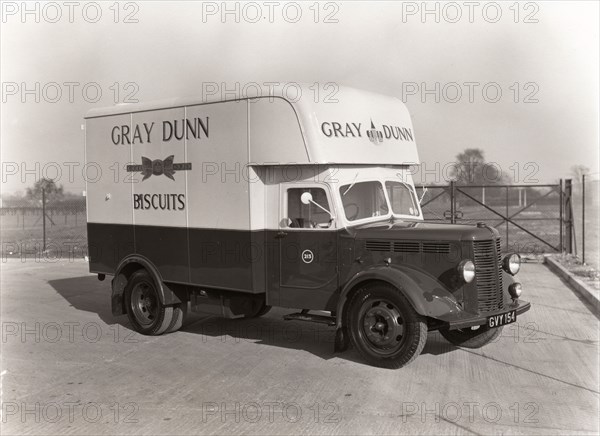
503,253,521,275
509,283,522,299
458,260,475,283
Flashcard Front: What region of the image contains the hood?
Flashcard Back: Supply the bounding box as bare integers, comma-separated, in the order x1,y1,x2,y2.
352,220,499,242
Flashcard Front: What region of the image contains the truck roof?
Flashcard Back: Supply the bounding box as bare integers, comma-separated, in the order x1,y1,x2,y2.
85,84,419,165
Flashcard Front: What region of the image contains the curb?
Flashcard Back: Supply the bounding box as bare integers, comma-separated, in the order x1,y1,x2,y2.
544,255,599,313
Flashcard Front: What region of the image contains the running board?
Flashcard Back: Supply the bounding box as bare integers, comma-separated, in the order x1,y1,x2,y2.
283,312,336,326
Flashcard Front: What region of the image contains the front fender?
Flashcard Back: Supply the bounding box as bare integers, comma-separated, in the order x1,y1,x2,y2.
336,265,462,328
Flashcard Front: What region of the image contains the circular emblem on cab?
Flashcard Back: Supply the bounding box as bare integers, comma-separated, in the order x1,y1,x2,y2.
301,249,314,264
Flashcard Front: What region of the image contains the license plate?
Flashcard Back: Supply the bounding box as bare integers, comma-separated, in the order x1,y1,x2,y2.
487,310,517,328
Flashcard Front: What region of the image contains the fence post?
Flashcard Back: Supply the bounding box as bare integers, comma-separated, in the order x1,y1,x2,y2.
565,179,573,254
559,179,563,252
42,188,47,252
582,174,586,263
450,181,456,224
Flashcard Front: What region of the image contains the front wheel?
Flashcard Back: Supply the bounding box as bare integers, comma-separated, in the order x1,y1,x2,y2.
439,325,503,348
124,270,173,335
348,283,427,369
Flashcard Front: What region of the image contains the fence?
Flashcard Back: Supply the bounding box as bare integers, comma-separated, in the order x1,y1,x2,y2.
1,194,87,259
417,178,597,265
417,181,564,255
571,175,599,268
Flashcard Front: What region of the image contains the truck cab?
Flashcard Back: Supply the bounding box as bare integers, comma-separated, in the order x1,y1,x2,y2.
85,84,530,368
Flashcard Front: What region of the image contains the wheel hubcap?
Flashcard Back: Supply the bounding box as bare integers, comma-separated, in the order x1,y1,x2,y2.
361,299,405,353
131,282,157,326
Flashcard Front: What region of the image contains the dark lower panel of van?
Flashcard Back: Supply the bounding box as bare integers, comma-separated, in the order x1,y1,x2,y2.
87,222,134,274
188,227,263,293
136,224,189,283
87,223,264,293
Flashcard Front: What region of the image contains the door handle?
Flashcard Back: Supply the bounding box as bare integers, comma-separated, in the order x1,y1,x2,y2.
276,231,288,239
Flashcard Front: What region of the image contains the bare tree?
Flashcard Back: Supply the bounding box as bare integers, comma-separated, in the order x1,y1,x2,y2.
570,164,589,183
451,148,507,185
26,178,64,203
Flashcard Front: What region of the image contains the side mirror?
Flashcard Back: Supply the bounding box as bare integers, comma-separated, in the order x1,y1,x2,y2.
300,191,335,220
300,192,313,205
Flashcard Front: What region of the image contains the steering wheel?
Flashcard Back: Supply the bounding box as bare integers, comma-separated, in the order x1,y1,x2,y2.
290,218,334,229
344,203,360,220
289,218,304,228
316,218,334,229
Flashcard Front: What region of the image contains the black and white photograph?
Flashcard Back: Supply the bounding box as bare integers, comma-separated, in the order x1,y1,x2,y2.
1,1,599,434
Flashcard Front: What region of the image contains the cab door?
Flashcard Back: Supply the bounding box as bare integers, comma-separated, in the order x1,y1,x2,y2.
275,185,339,310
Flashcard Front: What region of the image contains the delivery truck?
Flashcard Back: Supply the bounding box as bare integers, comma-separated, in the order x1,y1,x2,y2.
84,84,530,368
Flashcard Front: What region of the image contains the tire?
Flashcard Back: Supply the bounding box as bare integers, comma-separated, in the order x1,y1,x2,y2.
347,283,428,369
124,270,174,336
164,301,188,334
439,325,503,348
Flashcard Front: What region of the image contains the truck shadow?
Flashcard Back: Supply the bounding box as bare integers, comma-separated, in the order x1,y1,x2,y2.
48,275,455,363
48,275,128,328
179,312,455,363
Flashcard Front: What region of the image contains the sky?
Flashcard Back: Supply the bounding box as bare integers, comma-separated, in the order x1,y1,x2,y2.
1,0,599,195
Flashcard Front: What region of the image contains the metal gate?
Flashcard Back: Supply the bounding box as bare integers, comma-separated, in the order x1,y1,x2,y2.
416,180,574,254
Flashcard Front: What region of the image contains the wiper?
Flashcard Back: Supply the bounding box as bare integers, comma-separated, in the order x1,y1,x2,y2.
342,172,359,196
418,186,428,204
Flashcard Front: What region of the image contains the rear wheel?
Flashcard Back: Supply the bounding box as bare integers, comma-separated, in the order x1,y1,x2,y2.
439,325,503,348
348,283,427,369
244,298,271,319
125,270,173,335
246,301,271,318
164,302,188,333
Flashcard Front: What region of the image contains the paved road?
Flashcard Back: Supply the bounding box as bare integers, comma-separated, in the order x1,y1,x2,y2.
1,260,598,435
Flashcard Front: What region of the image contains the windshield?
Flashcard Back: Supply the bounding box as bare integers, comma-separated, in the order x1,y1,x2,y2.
339,180,420,222
339,181,389,221
385,181,420,217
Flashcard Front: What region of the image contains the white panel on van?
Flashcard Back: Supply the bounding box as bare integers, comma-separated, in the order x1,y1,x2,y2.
130,108,187,228
249,98,309,165
186,101,250,230
85,114,133,225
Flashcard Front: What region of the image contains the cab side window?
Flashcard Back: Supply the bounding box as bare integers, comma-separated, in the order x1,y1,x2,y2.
286,188,331,229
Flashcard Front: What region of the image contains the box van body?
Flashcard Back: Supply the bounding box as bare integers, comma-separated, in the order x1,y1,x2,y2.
85,85,530,368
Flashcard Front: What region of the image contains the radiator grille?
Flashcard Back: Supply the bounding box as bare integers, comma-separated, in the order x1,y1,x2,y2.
473,239,504,313
365,240,392,251
365,240,448,254
393,241,420,253
422,242,451,254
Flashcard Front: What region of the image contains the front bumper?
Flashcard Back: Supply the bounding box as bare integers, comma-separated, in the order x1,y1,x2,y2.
435,299,531,330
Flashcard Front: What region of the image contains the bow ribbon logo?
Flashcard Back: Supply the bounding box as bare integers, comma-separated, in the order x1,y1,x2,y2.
142,155,175,181
126,156,192,181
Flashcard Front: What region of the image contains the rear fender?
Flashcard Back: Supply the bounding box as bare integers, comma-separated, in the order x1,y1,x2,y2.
111,255,182,316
